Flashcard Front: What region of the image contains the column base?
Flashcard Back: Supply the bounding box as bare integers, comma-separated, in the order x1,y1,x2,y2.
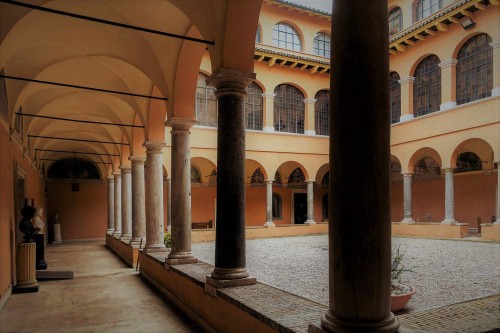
106,229,114,235
143,246,168,254
305,220,317,225
441,219,457,225
112,232,121,239
309,321,414,333
313,311,399,333
401,218,415,224
263,221,276,227
165,257,199,266
129,237,145,248
205,275,256,290
119,235,132,242
211,267,249,280
13,283,39,294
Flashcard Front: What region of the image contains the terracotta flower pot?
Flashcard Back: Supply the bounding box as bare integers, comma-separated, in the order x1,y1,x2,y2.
391,285,416,312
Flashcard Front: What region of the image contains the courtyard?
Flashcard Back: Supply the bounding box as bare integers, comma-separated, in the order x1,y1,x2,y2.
192,235,500,313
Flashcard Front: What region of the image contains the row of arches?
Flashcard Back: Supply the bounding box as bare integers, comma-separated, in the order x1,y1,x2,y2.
390,33,493,122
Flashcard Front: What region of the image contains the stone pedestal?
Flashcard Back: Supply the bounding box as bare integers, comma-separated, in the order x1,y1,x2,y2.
35,234,47,270
53,224,62,243
15,243,39,292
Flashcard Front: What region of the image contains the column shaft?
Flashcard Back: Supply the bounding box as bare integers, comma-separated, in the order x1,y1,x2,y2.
167,118,197,264
107,176,114,234
112,172,122,238
402,172,415,223
120,165,132,240
442,168,456,224
264,180,275,226
495,162,500,224
144,141,167,252
320,1,398,332
130,156,146,245
305,180,316,224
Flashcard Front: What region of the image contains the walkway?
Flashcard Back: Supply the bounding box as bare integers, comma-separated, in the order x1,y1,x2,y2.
0,241,201,333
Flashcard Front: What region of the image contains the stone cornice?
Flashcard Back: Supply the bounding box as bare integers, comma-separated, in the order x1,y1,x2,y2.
438,59,458,68
303,98,317,104
398,76,415,85
262,92,277,98
489,39,500,49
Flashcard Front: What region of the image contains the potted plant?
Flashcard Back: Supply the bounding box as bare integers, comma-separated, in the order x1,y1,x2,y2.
391,245,416,312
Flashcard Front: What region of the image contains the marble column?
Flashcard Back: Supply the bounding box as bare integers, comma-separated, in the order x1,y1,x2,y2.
144,141,167,253
120,165,132,241
112,172,122,238
166,177,172,232
263,180,275,227
442,167,456,224
315,1,399,332
129,156,146,246
166,118,198,265
401,172,415,224
305,180,316,224
494,161,500,224
107,176,114,235
206,68,256,288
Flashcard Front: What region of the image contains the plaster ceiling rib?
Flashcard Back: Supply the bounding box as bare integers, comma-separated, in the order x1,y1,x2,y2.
1,0,214,46
1,74,166,101
17,113,144,128
39,158,111,165
28,135,129,146
34,149,119,157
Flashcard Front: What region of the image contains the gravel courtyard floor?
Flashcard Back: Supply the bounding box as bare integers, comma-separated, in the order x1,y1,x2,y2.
192,235,500,314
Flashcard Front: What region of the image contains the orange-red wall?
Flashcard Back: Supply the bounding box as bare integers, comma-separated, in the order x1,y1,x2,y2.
46,181,107,240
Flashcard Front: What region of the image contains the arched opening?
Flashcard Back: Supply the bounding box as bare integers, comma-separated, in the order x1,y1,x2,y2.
272,193,282,220
313,32,330,58
272,22,302,51
413,55,441,117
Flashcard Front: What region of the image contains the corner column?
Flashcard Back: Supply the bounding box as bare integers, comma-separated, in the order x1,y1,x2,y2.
305,180,316,224
263,180,275,227
442,167,456,224
316,1,399,332
144,141,167,253
490,40,500,97
112,172,122,238
438,59,458,111
129,156,146,246
494,161,500,224
304,98,317,135
401,172,415,224
166,118,198,265
120,165,132,241
107,176,114,235
398,76,415,122
206,68,256,288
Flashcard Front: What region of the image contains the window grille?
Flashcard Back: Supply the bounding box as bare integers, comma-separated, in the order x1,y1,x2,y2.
413,55,441,117
244,82,263,130
288,168,305,184
389,7,402,35
455,152,482,173
416,0,442,21
195,73,217,127
272,193,282,219
274,170,282,184
313,32,330,58
274,84,305,134
191,166,201,183
251,168,265,184
389,72,401,123
315,90,329,135
272,23,302,51
456,34,493,105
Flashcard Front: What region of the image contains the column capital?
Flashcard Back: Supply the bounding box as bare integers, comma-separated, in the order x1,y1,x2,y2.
129,156,146,164
442,167,454,173
402,172,414,177
207,67,256,97
143,141,166,153
168,117,196,132
303,98,317,104
306,180,315,184
262,92,277,99
113,171,121,176
398,76,415,85
489,39,500,49
107,175,114,181
119,165,132,173
265,179,273,184
438,59,458,69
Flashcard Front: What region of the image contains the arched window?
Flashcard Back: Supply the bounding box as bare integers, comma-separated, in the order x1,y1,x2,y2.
256,25,262,43
315,90,329,135
322,194,329,221
456,34,493,105
272,23,302,51
191,166,201,183
274,170,282,185
416,0,442,21
274,84,305,134
245,82,263,130
455,152,482,173
389,7,402,35
250,168,265,184
413,55,441,117
288,168,305,184
313,32,330,58
414,157,441,180
389,72,401,124
195,73,217,127
272,193,282,219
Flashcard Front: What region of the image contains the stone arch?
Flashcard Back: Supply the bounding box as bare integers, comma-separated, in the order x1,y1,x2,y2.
408,147,442,173
409,53,441,77
191,157,217,186
452,32,492,60
275,161,309,187
450,138,494,171
315,163,329,184
245,159,268,185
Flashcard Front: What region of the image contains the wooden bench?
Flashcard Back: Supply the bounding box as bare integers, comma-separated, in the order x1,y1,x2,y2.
192,220,213,229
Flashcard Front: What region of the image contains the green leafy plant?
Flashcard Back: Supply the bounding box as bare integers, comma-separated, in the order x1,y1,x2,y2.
164,232,172,248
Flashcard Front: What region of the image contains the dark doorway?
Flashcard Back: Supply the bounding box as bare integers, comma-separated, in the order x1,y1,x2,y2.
294,193,307,224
